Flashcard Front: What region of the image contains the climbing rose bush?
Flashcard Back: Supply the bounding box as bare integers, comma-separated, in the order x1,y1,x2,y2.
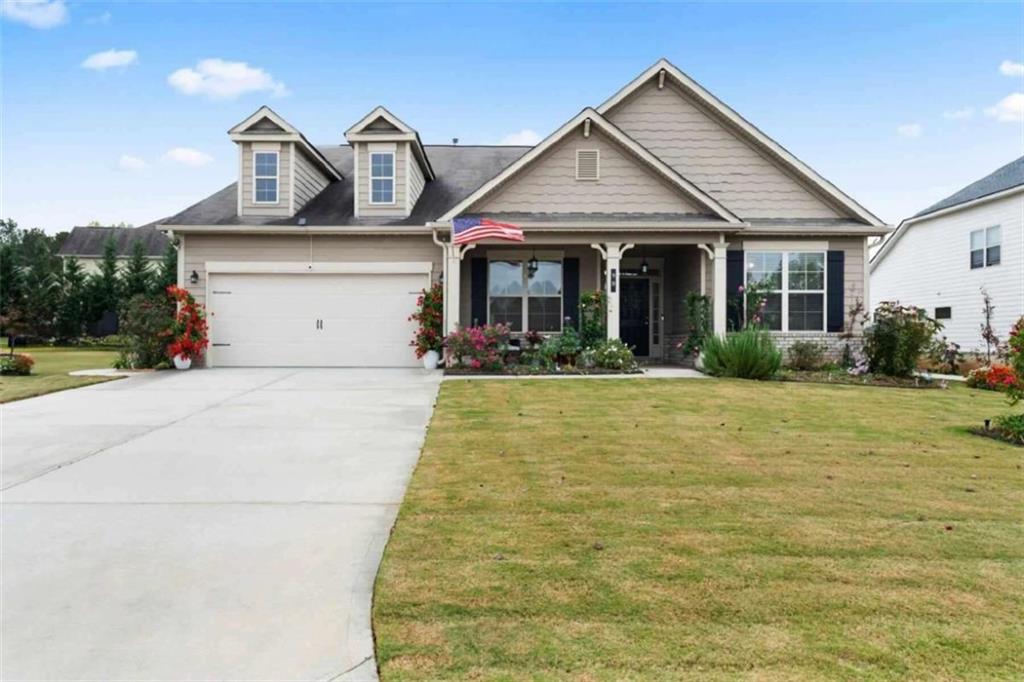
166,285,209,361
409,283,443,359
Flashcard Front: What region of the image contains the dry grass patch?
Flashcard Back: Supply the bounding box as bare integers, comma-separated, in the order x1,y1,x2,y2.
374,379,1024,680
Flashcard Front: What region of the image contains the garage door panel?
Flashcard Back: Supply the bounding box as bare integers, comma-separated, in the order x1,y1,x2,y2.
208,270,427,368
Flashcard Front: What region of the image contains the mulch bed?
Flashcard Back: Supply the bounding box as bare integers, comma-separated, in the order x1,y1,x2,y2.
968,426,1024,447
777,370,946,389
444,366,642,377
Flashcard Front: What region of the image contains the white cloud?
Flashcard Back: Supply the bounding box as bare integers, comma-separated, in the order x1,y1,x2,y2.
999,60,1024,77
0,0,68,29
162,147,213,167
942,107,974,120
499,129,543,146
896,123,922,138
985,93,1024,123
118,154,147,171
81,49,138,71
168,58,289,100
86,10,110,24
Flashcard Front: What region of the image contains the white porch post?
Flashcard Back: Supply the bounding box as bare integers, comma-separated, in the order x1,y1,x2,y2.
592,242,633,341
444,246,461,333
712,241,729,336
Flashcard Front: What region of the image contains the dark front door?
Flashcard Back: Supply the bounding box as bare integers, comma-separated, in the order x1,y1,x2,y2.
620,278,650,357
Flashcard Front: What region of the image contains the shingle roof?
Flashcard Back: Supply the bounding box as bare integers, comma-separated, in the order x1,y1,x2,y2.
913,155,1024,218
58,225,170,258
163,145,531,227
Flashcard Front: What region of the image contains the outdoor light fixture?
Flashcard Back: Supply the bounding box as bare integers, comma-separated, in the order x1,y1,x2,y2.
527,253,539,278
640,257,649,274
189,270,199,285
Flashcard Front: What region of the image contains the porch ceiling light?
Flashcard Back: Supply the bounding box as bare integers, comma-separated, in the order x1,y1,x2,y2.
527,253,539,278
640,257,649,275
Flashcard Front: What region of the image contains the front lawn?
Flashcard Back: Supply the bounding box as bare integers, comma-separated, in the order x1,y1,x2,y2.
0,346,119,403
374,379,1023,680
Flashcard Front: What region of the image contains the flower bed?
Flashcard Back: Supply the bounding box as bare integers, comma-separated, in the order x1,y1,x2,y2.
445,365,642,377
778,368,945,389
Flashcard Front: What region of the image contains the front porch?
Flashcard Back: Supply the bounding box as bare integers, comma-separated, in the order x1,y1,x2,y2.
441,234,732,365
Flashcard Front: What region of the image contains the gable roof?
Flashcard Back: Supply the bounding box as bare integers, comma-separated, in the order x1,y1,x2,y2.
58,225,170,258
439,108,741,223
344,106,436,181
871,155,1024,269
598,59,885,227
229,105,342,182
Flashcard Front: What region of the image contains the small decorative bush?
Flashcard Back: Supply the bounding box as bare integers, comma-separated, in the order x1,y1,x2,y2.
116,292,176,369
579,290,606,349
862,302,940,377
0,353,34,376
683,291,710,355
556,326,582,363
701,328,782,380
928,336,963,374
786,340,826,371
166,285,209,362
593,339,638,371
445,323,510,370
966,364,1018,391
409,283,443,359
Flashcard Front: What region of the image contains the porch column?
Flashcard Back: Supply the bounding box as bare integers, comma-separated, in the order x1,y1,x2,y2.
592,242,633,341
712,242,729,336
444,245,461,334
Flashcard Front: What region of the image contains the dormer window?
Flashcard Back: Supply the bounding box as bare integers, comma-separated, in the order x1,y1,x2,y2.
370,151,395,204
253,151,279,204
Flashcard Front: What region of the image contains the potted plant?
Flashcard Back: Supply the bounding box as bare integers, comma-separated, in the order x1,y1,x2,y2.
410,283,443,369
165,285,208,370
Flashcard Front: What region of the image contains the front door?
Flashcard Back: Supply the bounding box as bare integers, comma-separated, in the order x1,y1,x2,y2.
620,278,650,357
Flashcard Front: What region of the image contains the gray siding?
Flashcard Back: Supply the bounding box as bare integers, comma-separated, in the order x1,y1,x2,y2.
605,79,845,220
240,142,292,218
471,128,702,215
292,146,330,212
183,233,441,307
408,148,426,212
356,142,408,218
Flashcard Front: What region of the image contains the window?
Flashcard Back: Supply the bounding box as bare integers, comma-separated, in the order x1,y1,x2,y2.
935,306,952,320
253,151,278,204
369,151,395,204
488,259,563,332
971,226,1000,268
746,251,825,332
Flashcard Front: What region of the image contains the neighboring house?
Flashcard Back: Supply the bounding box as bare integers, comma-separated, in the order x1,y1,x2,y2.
58,225,171,275
161,58,889,368
871,156,1024,352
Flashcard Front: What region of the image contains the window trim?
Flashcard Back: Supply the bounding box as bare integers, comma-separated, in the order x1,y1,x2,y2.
486,252,564,333
970,225,1001,269
368,150,396,205
252,150,279,205
745,249,827,333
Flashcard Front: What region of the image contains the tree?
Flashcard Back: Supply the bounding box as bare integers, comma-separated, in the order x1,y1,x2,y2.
0,219,24,316
56,257,89,339
121,239,152,298
88,235,121,322
155,240,178,292
18,230,61,337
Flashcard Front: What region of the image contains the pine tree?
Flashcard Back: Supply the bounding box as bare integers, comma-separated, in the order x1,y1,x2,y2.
121,239,152,298
19,232,61,337
57,256,89,339
89,235,121,321
155,240,178,292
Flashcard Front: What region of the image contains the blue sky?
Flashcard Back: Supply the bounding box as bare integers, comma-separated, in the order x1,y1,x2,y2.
2,1,1022,232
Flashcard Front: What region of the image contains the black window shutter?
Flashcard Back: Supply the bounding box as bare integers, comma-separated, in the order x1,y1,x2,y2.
726,250,744,331
470,258,488,327
562,257,580,329
827,250,845,332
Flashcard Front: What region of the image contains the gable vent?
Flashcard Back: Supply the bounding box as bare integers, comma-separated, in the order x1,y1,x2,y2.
575,149,600,181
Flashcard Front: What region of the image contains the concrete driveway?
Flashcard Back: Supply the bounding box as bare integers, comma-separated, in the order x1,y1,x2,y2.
1,368,441,681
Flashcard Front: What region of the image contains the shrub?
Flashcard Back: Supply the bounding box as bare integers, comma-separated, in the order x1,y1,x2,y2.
929,336,963,374
166,286,209,362
556,326,582,362
1004,317,1024,404
701,327,782,380
786,340,825,371
683,291,710,355
116,292,175,369
409,283,443,359
0,352,34,376
578,290,606,349
445,324,510,370
593,339,638,371
862,302,940,377
966,364,1018,391
993,413,1024,444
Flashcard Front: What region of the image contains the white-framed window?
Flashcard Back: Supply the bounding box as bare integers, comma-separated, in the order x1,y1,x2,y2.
369,151,395,204
253,151,279,204
970,226,1000,269
488,259,563,332
746,250,826,332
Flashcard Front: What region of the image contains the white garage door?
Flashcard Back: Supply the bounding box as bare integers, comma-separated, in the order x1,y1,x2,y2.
207,271,428,367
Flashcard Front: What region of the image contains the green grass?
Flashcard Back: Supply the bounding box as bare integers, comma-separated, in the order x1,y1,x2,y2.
374,379,1024,680
0,345,119,403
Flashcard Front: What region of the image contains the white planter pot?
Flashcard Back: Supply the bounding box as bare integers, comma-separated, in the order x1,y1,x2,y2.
173,354,192,370
422,349,440,370
694,352,705,372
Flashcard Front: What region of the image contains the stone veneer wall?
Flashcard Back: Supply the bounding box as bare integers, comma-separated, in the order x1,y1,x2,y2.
658,332,863,367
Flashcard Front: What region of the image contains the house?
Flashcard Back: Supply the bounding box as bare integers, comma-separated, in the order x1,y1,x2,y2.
160,59,889,368
870,156,1024,352
58,225,171,275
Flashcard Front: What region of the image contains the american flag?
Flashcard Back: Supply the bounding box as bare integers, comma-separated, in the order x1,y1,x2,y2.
452,216,524,245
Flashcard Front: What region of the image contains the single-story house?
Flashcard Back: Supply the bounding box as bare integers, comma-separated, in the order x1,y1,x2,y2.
870,156,1023,351
58,225,171,275
160,58,890,368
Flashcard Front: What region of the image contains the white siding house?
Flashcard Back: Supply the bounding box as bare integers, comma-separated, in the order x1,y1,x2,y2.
870,157,1024,352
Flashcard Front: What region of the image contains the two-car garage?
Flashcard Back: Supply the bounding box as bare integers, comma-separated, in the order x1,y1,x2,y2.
204,263,431,368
